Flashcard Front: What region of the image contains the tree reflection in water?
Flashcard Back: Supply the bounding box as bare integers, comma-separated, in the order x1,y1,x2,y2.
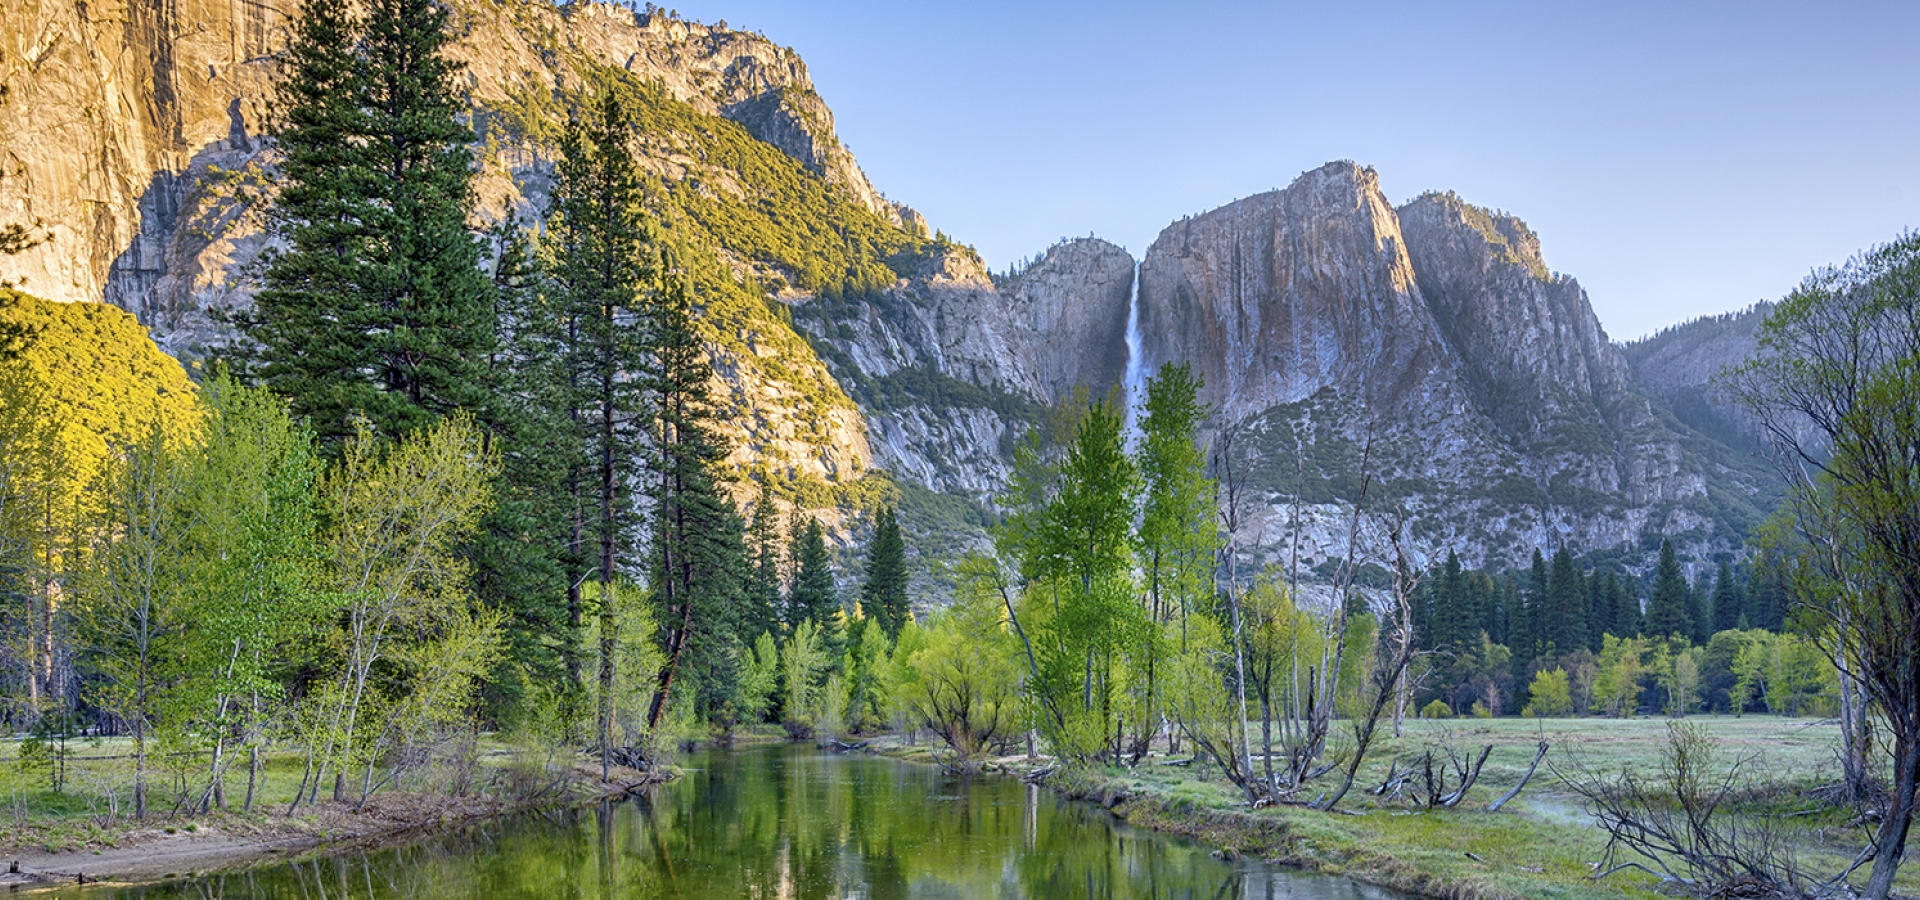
50,744,1406,899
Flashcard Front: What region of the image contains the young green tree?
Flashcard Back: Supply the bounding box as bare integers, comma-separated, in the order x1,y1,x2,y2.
295,415,497,809
889,576,1023,766
246,0,494,448
72,421,196,819
1001,400,1142,766
859,506,911,641
172,377,326,812
1523,668,1573,717
1132,363,1219,761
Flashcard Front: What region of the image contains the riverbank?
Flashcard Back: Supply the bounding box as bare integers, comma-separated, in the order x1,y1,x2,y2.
0,759,667,891
856,717,1885,900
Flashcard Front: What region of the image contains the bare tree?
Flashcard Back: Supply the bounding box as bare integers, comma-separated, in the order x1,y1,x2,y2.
1725,233,1920,899
1314,512,1422,812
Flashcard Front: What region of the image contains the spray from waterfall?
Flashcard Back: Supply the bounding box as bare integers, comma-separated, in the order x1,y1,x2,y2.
1122,260,1145,444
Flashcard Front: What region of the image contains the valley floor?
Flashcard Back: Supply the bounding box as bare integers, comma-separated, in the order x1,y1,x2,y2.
867,716,1915,900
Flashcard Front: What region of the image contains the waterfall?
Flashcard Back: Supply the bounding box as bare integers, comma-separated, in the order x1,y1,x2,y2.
1122,260,1145,442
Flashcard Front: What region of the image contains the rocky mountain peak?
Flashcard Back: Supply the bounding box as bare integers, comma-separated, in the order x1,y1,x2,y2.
1137,159,1436,420
1400,192,1551,282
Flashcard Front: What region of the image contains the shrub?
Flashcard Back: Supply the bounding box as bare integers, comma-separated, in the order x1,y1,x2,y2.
1420,699,1454,719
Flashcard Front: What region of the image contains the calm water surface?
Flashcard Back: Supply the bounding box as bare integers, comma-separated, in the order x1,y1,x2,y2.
60,744,1407,899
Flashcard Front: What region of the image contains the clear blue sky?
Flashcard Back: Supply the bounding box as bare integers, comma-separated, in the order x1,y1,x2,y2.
675,0,1918,340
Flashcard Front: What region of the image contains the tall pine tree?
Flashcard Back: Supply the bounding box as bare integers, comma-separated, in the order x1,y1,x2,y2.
1644,539,1694,639
544,89,655,771
247,0,493,448
473,222,577,709
859,506,910,640
1711,560,1745,633
1547,547,1587,654
644,259,749,730
743,482,785,644
786,517,840,660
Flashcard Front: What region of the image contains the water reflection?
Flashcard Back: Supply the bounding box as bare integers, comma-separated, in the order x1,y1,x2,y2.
54,744,1405,899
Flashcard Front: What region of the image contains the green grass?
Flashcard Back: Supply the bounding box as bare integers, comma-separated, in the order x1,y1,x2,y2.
951,715,1913,899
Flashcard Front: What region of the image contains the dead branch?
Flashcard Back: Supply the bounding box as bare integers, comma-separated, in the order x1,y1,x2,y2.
1486,741,1548,813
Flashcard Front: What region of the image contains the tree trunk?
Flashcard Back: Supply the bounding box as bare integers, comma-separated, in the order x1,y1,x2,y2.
245,744,259,812
1837,646,1873,801
1863,733,1918,899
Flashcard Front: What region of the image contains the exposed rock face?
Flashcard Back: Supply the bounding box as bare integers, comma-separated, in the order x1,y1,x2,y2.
1624,303,1774,452
1002,238,1134,401
1137,162,1446,420
1397,191,1687,507
0,0,894,498
791,242,1134,499
0,0,280,310
1134,162,1768,571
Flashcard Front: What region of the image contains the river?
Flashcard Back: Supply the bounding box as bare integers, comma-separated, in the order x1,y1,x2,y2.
55,744,1408,899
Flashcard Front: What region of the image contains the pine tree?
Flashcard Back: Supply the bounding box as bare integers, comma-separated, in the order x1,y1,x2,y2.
644,263,749,731
246,0,493,448
1644,540,1694,639
1511,550,1548,685
859,506,910,641
743,482,784,644
1745,556,1786,632
1586,571,1608,650
472,222,577,708
1435,551,1465,648
1690,572,1714,645
1548,547,1587,653
544,89,656,771
1711,560,1745,633
786,517,840,661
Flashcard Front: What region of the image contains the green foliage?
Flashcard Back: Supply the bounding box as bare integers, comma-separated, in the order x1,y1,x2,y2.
888,574,1024,762
779,619,830,738
736,632,780,726
300,415,500,807
1418,699,1454,719
581,69,951,301
1001,401,1143,766
0,290,197,547
1592,634,1648,718
1522,668,1573,718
